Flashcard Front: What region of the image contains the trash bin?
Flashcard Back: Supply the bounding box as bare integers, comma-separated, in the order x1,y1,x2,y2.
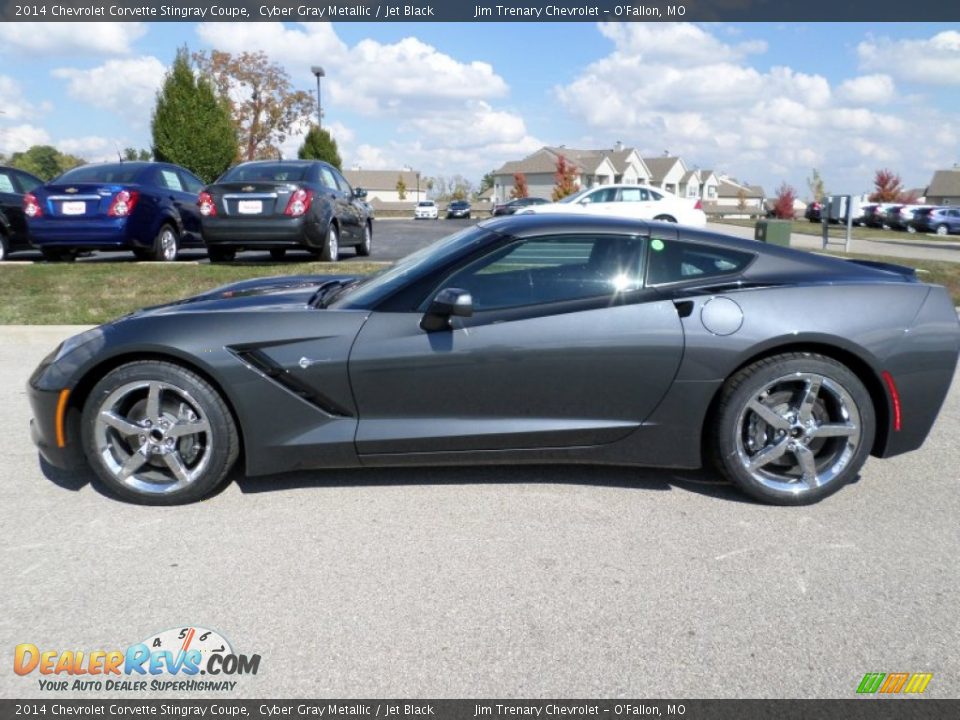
754,219,791,247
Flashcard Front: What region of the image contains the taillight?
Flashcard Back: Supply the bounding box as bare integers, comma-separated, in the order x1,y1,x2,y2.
881,370,902,432
107,190,139,217
198,191,216,217
693,199,703,210
284,187,312,217
23,193,42,218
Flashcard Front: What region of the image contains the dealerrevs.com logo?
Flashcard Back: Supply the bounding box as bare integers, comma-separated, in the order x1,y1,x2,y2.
14,626,261,692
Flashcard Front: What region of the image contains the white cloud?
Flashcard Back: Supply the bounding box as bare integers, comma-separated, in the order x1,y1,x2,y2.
556,22,958,195
837,74,895,104
58,136,112,157
52,56,167,126
0,22,146,56
858,31,960,85
196,22,508,116
0,124,51,155
0,75,41,121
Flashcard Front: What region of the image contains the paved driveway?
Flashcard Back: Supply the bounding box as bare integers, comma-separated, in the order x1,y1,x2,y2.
1,326,958,698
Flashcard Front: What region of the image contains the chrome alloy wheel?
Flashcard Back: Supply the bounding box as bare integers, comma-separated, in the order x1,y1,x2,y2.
93,380,212,494
159,227,178,261
734,372,861,495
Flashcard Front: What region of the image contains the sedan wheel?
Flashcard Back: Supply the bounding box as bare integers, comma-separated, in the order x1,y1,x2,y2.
321,224,339,262
207,247,236,263
151,225,179,262
710,353,874,505
356,223,372,256
82,361,239,505
653,214,678,223
936,224,949,236
0,234,8,261
269,248,287,260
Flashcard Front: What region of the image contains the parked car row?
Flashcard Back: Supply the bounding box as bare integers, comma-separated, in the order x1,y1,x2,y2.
2,159,374,262
804,198,960,236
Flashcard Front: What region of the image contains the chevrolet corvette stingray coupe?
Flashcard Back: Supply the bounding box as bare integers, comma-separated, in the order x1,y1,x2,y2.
29,215,959,506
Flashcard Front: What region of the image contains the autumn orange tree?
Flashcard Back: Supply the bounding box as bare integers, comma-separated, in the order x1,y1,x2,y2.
771,183,797,219
552,155,579,200
869,168,917,202
193,49,315,161
510,172,529,199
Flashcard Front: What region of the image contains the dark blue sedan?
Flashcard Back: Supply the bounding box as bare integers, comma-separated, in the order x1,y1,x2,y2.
24,162,205,261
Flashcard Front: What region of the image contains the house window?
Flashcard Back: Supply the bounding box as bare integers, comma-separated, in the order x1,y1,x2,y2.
707,186,717,199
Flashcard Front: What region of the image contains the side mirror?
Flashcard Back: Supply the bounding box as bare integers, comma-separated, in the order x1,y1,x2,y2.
354,187,367,199
420,288,473,332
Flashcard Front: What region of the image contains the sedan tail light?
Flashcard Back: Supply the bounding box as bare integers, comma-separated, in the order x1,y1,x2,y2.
23,193,42,218
198,191,216,217
107,190,139,217
284,188,312,217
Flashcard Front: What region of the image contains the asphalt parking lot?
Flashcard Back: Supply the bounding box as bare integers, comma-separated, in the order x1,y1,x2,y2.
1,325,958,699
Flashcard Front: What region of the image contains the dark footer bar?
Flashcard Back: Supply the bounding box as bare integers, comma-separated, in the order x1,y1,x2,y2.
1,700,958,720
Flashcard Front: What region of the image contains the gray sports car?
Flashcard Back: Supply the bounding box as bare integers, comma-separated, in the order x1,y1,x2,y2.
29,215,960,505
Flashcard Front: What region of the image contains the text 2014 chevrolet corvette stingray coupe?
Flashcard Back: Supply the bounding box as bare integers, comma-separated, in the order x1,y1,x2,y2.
29,215,960,505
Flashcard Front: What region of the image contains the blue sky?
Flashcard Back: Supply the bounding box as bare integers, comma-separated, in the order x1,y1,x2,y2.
1,21,958,196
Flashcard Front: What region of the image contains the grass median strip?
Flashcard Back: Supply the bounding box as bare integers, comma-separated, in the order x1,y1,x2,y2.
0,261,388,325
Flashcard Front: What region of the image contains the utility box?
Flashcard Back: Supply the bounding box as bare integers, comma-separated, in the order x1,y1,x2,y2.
754,219,792,247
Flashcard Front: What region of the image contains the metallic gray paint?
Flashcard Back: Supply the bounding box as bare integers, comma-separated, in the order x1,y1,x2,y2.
29,215,960,485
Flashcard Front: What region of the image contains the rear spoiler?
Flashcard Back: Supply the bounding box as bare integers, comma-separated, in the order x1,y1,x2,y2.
844,259,918,281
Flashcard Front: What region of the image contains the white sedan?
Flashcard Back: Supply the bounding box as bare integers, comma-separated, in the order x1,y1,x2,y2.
518,183,707,227
414,200,439,220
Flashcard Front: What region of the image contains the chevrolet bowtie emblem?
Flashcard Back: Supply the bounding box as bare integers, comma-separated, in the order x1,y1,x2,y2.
242,186,255,192
65,187,78,193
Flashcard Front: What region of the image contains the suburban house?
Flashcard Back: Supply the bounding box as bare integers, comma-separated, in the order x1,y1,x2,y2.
491,145,653,202
343,169,426,204
925,168,960,205
703,176,766,217
699,170,720,201
644,156,688,196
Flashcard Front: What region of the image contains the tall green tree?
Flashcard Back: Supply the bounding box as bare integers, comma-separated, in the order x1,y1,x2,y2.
194,49,315,161
9,145,85,180
806,168,826,202
123,147,152,161
297,125,341,169
151,47,237,183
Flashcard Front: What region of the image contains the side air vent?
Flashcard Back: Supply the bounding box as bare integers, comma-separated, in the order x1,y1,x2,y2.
230,348,353,417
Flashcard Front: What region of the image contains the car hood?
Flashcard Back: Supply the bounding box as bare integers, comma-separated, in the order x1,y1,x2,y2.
125,274,358,317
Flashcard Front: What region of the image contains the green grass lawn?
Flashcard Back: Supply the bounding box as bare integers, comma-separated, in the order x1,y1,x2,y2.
1,250,958,326
0,261,387,325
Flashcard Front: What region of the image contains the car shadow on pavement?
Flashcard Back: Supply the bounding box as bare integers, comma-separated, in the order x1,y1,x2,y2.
39,455,94,492
232,464,753,504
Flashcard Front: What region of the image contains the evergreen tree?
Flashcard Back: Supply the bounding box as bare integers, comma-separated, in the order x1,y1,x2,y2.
151,47,237,183
297,125,342,169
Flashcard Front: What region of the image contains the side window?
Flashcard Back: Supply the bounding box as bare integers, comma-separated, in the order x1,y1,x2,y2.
649,190,664,201
0,171,15,194
331,169,352,194
13,171,42,193
157,169,185,191
179,171,204,194
319,167,338,190
619,187,648,202
646,238,754,285
583,187,616,204
438,235,646,312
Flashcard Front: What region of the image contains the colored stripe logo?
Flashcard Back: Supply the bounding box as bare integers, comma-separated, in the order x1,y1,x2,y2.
857,673,933,694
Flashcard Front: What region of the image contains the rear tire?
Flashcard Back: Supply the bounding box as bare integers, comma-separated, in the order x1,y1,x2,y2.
653,214,678,223
207,247,236,263
936,224,949,236
150,224,179,262
320,224,339,262
269,248,287,260
356,223,372,256
81,361,239,506
708,352,874,505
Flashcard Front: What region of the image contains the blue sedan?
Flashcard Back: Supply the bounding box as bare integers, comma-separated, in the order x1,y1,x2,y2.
24,162,205,261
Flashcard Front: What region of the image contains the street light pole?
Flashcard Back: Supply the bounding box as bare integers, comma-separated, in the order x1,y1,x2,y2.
310,66,325,129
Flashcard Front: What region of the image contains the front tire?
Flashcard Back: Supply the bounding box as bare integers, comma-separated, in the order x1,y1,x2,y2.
207,247,236,263
150,224,179,262
356,223,372,256
709,353,874,505
320,223,339,262
653,214,678,223
81,361,239,505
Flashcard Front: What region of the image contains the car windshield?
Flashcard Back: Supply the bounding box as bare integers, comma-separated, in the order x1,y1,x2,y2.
418,201,434,207
559,188,591,204
222,164,311,182
56,164,144,184
333,225,491,309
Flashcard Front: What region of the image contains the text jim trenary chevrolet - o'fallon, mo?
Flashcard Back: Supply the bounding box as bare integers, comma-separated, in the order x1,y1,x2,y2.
473,5,686,18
